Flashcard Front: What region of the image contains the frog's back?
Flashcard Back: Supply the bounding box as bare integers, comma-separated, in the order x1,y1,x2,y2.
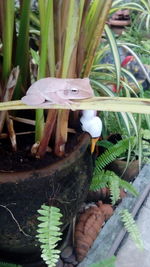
27,77,68,94
27,78,54,94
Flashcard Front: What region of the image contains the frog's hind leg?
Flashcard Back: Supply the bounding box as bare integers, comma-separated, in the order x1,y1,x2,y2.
21,94,45,106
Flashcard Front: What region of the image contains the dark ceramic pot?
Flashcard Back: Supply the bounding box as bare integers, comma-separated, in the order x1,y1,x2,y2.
0,133,93,264
108,160,139,182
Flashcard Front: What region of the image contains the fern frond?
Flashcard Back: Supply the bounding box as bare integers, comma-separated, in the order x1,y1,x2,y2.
108,174,120,205
0,263,22,267
97,140,114,149
37,205,63,267
94,137,135,174
89,170,109,191
119,179,138,197
89,256,116,267
121,209,144,250
90,170,120,204
90,170,138,205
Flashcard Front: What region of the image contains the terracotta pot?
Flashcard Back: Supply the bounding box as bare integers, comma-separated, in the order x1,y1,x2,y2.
108,9,131,35
0,133,93,262
109,9,131,27
109,19,131,27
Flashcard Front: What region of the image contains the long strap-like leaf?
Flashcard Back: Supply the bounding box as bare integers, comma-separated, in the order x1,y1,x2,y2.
2,97,150,114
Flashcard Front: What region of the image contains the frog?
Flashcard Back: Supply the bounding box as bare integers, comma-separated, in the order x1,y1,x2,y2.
21,77,94,107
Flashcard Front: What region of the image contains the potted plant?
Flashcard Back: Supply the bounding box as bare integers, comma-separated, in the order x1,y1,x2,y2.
0,0,112,265
1,1,150,266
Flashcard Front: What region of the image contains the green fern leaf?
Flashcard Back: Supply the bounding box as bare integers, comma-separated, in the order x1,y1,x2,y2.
37,205,63,267
109,174,120,205
121,209,144,250
97,140,114,149
119,179,138,197
90,170,138,205
89,170,109,191
90,170,120,205
0,263,22,267
94,137,135,174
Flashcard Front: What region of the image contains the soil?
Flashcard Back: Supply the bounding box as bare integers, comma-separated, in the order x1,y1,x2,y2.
0,132,81,172
0,108,83,172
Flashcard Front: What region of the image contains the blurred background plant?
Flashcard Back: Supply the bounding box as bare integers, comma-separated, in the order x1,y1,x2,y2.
88,0,150,171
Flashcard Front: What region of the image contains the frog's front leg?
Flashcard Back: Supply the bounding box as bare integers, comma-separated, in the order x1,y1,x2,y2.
43,92,74,108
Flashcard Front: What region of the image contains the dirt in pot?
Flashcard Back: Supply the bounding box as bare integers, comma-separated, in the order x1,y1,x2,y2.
0,132,82,172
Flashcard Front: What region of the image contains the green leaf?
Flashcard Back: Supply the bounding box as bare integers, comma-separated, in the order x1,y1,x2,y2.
38,221,49,228
120,44,150,83
121,68,142,93
89,256,116,267
37,205,62,267
61,0,84,77
91,79,115,96
97,140,113,149
2,0,15,81
90,170,109,191
30,48,39,65
121,209,144,250
119,179,138,197
37,216,48,221
37,208,49,216
105,24,121,92
109,175,120,205
0,263,22,267
14,0,31,99
94,137,135,173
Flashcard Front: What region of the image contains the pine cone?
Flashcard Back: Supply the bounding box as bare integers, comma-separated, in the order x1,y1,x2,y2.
75,202,113,262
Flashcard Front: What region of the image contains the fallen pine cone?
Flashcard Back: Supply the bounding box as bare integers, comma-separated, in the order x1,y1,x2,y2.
75,201,113,262
97,201,114,220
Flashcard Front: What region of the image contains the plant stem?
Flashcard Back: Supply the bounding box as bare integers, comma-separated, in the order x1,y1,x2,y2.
82,1,112,77
6,114,17,151
54,109,70,157
0,67,19,134
54,0,85,156
35,109,45,143
48,0,55,77
38,0,52,78
36,0,56,156
14,0,31,99
35,0,52,142
2,0,14,82
36,110,57,158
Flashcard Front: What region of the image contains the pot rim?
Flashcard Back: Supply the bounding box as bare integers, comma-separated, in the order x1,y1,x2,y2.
0,133,91,184
109,19,131,26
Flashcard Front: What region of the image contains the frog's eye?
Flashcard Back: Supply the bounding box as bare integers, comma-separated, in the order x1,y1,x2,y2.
70,87,79,94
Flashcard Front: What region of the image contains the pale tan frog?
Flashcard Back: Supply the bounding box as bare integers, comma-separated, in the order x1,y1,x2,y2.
21,77,94,107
